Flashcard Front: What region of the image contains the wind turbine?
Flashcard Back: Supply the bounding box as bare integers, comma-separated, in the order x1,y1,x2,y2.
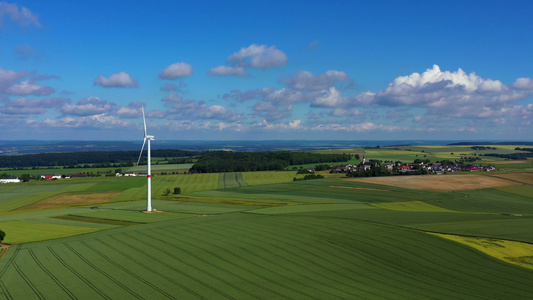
137,106,154,212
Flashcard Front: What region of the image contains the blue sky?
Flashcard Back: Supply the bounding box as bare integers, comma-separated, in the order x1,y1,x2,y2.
1,0,533,141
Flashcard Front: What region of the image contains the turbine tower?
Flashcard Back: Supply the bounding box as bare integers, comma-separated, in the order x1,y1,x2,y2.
137,106,154,212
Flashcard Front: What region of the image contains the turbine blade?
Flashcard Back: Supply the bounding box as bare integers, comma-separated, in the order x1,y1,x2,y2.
142,106,147,137
137,138,146,166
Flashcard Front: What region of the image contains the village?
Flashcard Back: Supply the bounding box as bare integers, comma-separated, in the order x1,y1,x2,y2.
324,160,496,176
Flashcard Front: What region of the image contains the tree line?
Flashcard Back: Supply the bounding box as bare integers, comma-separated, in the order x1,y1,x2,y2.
479,148,533,160
190,151,351,173
0,149,201,168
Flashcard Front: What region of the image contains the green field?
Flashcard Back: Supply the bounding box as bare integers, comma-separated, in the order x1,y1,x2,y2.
1,146,533,298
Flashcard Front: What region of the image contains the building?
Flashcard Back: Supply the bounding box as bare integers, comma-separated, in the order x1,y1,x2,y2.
40,174,62,180
0,177,22,183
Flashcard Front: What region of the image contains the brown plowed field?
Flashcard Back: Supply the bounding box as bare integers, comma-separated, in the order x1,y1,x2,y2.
488,173,533,185
19,192,121,210
347,174,521,192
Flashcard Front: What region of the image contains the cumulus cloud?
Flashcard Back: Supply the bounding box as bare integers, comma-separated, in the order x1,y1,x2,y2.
227,44,287,69
350,65,533,119
44,114,132,129
159,63,193,79
282,70,351,90
222,88,274,102
0,67,57,97
311,87,347,108
311,122,399,132
61,97,117,116
512,77,533,90
209,44,287,77
252,101,293,121
330,108,363,117
0,97,68,115
372,65,520,107
257,119,302,131
162,95,241,122
7,80,54,96
208,66,246,77
160,81,187,92
94,72,138,88
0,67,29,93
0,2,42,28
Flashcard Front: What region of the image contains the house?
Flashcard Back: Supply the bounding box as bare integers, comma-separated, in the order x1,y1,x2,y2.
0,177,21,183
124,172,137,177
40,174,62,180
362,162,373,170
484,165,496,172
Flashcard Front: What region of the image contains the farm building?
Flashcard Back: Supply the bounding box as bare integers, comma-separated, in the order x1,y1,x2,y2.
0,177,22,183
40,174,62,180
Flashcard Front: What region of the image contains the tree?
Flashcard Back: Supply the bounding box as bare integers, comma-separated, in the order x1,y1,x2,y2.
173,187,181,194
163,189,171,196
0,230,5,242
20,174,32,182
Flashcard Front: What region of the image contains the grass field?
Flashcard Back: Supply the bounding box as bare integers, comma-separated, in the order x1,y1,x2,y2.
1,145,533,298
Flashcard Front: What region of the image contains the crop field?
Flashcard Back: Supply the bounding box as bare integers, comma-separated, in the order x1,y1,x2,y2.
349,174,520,191
1,146,533,298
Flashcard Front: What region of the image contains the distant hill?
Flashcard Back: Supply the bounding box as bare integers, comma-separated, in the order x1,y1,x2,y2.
448,141,533,146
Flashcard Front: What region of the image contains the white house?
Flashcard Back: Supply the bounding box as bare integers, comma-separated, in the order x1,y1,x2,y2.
0,177,22,183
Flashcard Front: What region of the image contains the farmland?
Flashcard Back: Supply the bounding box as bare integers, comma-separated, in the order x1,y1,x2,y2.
1,145,533,298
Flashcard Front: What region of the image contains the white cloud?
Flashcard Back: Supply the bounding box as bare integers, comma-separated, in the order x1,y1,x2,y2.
208,66,246,77
266,88,305,105
162,94,183,103
44,114,132,129
162,95,241,122
159,63,193,79
61,97,116,116
348,65,533,121
310,122,399,132
94,72,138,88
512,77,533,89
258,119,302,131
7,80,54,96
372,65,519,107
160,81,187,92
0,2,42,28
311,87,347,108
227,44,288,69
331,108,363,117
282,70,351,90
0,67,29,93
